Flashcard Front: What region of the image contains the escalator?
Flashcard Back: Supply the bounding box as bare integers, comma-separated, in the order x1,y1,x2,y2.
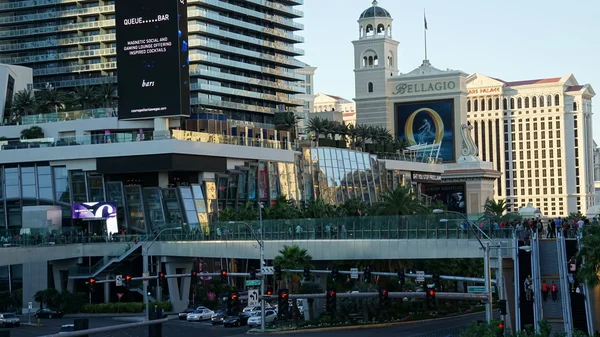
565,239,589,334
518,241,535,330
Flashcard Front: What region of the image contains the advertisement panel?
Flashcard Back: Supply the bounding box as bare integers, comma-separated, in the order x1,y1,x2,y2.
116,0,190,120
72,202,118,234
422,184,466,214
395,99,454,162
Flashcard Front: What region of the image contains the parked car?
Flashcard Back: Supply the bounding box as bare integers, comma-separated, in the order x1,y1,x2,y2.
59,324,74,334
34,308,64,319
178,308,196,320
247,310,277,327
223,312,252,328
0,313,20,328
210,310,227,325
186,308,214,321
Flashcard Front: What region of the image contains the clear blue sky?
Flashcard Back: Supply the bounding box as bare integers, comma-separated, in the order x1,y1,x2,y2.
297,0,600,141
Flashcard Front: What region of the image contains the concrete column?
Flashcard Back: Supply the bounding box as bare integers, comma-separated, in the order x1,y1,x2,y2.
51,264,63,293
157,259,163,302
50,259,80,293
104,274,111,303
162,257,193,312
22,262,48,312
158,172,169,188
153,117,170,140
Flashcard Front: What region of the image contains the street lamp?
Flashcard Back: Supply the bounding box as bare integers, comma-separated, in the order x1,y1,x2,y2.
143,226,182,320
433,209,501,323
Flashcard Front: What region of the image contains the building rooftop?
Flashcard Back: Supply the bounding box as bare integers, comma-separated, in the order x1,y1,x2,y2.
359,1,392,19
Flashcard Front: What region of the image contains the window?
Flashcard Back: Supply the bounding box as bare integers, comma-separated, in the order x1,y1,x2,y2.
366,24,374,36
532,96,537,108
503,98,508,109
362,57,367,68
488,98,493,110
510,98,515,109
554,94,560,106
547,95,552,106
481,99,485,111
539,96,544,107
495,98,500,110
376,24,385,35
517,97,522,109
37,166,53,201
573,102,577,111
467,100,471,112
525,97,529,108
373,55,379,67
368,82,374,93
4,167,19,199
474,100,478,111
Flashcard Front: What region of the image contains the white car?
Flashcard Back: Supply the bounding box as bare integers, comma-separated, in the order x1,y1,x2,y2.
247,310,277,327
243,304,272,313
186,309,214,321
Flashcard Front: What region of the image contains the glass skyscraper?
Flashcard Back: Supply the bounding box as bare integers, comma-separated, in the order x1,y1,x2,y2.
0,0,305,124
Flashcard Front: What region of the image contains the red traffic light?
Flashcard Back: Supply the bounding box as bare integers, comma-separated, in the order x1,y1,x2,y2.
125,275,132,281
159,272,166,278
231,294,238,300
382,289,388,296
281,292,288,299
428,289,435,296
89,278,96,284
221,270,227,276
192,271,197,276
328,290,336,297
498,322,505,329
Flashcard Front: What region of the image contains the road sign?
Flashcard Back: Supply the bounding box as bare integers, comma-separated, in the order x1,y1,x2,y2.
142,272,149,285
117,293,124,300
261,267,274,275
245,280,262,287
350,268,359,279
416,271,425,283
248,289,259,307
467,286,496,294
28,302,32,309
115,275,123,286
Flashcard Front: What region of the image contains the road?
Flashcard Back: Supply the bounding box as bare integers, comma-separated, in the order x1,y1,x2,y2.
4,312,488,337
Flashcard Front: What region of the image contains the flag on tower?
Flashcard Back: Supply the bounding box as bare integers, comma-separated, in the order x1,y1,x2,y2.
424,11,428,30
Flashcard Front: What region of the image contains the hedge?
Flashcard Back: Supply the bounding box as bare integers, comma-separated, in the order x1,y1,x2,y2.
80,302,172,313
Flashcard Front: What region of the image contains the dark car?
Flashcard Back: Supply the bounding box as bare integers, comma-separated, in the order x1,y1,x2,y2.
210,310,227,325
178,308,196,320
223,312,251,328
34,308,64,319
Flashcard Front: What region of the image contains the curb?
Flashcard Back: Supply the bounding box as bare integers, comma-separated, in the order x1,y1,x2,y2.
64,313,176,318
247,311,485,334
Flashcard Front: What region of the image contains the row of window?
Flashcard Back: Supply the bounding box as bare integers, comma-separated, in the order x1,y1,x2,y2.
466,94,568,112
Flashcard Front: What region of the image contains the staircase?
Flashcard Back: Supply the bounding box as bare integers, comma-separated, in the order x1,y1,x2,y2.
537,238,565,335
68,240,144,279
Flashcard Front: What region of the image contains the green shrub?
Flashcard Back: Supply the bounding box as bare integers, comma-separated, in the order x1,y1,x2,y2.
80,302,171,313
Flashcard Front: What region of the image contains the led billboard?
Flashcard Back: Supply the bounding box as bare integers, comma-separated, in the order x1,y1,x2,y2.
116,0,190,120
72,202,118,234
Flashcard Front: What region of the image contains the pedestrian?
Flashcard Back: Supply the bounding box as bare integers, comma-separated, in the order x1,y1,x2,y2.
550,281,558,302
541,280,549,301
524,275,533,301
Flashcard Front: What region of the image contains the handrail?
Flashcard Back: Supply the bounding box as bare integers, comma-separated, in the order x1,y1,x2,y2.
558,231,573,336
576,233,595,335
531,230,541,332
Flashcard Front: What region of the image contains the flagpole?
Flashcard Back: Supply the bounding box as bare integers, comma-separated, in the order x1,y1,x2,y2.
424,9,428,61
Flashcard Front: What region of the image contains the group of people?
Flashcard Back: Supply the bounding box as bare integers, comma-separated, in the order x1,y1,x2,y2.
524,276,559,302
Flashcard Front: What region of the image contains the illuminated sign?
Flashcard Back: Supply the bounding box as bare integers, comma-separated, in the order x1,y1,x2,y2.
411,172,442,182
393,81,457,95
468,87,502,95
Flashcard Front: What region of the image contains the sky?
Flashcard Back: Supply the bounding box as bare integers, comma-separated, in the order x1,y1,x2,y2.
297,0,600,140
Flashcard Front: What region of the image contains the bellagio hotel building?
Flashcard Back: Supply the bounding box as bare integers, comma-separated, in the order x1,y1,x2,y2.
466,73,595,217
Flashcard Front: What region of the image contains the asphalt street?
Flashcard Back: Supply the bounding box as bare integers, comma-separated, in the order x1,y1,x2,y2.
2,312,488,337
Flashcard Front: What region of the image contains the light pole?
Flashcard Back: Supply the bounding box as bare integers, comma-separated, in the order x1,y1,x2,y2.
143,226,182,320
433,209,501,323
229,202,265,332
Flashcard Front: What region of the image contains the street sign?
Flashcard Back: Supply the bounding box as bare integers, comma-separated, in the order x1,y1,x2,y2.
117,293,124,300
248,289,259,307
115,275,123,287
467,286,496,294
416,271,425,283
261,267,274,275
350,268,359,279
28,302,32,309
142,272,149,285
245,280,262,287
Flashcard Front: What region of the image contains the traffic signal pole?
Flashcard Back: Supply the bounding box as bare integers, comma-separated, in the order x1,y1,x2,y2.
259,203,265,333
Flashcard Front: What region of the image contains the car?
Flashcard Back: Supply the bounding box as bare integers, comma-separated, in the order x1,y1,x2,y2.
242,304,272,313
247,310,277,327
59,324,74,334
223,313,252,328
178,308,196,320
186,308,214,322
0,313,20,328
210,309,227,325
34,308,64,319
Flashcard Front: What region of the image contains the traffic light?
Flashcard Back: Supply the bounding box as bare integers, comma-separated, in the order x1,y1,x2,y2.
303,266,310,281
379,288,389,309
397,270,405,285
363,266,371,283
124,275,132,288
432,274,440,288
227,291,240,315
278,289,289,319
331,268,339,282
88,278,96,293
158,272,166,288
220,270,228,283
191,271,198,284
249,268,256,280
497,321,505,337
275,266,282,281
325,289,336,314
498,299,507,315
266,286,273,296
425,286,436,311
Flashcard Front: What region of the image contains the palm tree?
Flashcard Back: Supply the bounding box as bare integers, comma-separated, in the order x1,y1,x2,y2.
10,89,36,124
274,111,299,140
302,198,339,219
273,245,313,324
306,116,329,139
577,222,600,287
355,124,372,147
96,81,117,108
484,199,507,220
36,87,65,113
70,85,97,110
373,186,428,216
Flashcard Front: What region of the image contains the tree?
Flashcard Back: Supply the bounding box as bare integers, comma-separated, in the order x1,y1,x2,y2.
37,87,66,113
340,197,368,217
274,111,299,141
263,195,300,220
273,245,312,324
306,117,329,139
577,221,600,287
373,186,428,216
20,126,44,139
70,85,97,110
484,199,507,219
96,81,117,108
34,288,61,309
11,89,36,123
302,198,339,219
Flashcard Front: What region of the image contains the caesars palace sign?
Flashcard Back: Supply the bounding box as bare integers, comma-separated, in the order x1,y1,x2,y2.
393,81,456,95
